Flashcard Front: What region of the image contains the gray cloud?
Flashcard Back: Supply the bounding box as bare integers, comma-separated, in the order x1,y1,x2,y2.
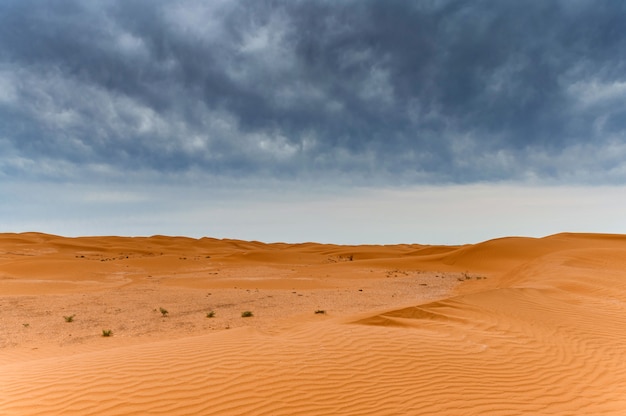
1,0,626,184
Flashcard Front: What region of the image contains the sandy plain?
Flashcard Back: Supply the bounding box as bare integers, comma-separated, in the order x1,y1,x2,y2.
1,232,626,415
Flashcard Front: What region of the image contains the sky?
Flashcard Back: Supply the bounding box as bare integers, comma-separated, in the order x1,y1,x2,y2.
1,0,626,244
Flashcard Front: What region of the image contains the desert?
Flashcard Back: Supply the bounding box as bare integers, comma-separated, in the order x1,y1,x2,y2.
1,232,626,415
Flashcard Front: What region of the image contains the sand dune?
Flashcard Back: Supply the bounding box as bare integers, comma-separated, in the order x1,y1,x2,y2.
2,232,626,415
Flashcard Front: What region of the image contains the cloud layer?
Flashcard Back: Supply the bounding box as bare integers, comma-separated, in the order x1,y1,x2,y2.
2,0,626,185
3,178,626,244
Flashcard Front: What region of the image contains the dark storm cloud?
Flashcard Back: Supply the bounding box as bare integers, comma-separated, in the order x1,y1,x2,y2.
1,0,626,183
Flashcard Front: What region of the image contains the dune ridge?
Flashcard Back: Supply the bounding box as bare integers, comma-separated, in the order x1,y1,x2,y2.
2,232,626,415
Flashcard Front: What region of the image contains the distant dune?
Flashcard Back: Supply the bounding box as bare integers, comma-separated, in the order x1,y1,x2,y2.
2,232,626,415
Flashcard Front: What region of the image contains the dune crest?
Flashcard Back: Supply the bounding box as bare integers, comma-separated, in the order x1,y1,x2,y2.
2,232,626,415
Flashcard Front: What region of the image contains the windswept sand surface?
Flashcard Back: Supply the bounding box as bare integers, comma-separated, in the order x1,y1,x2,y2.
2,233,626,415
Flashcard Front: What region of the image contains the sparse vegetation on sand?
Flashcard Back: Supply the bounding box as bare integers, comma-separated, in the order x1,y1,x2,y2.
159,307,169,317
63,314,76,322
206,311,215,318
101,329,113,337
459,271,486,281
241,311,253,317
315,310,326,314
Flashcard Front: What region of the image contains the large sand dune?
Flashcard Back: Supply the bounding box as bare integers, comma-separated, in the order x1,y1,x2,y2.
1,232,626,415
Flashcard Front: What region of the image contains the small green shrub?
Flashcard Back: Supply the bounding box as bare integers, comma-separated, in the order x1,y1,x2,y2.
206,311,215,318
314,310,326,314
102,329,113,337
64,314,76,323
241,311,253,318
159,307,169,317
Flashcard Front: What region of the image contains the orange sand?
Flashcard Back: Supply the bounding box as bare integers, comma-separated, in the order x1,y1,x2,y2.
1,232,626,415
